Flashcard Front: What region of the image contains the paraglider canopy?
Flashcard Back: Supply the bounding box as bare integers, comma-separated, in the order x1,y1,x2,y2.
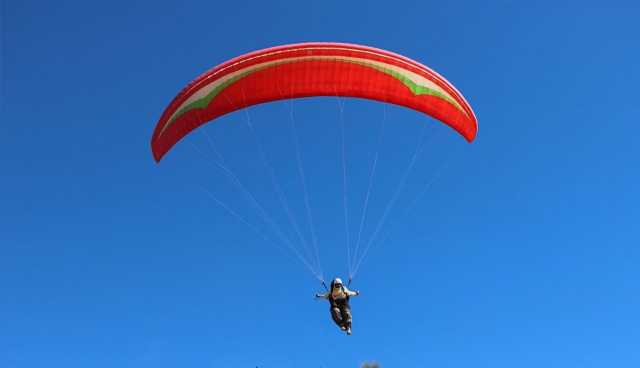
151,42,477,162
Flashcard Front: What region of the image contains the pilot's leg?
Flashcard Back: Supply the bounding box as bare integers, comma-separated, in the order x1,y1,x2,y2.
331,307,344,329
341,305,352,334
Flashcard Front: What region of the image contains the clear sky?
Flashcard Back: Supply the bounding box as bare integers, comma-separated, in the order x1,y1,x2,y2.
3,1,640,367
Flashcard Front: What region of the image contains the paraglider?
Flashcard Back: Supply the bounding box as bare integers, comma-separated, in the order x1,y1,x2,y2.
315,278,360,335
151,42,477,334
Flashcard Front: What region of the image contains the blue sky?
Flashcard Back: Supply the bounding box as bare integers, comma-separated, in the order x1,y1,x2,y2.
2,1,640,367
